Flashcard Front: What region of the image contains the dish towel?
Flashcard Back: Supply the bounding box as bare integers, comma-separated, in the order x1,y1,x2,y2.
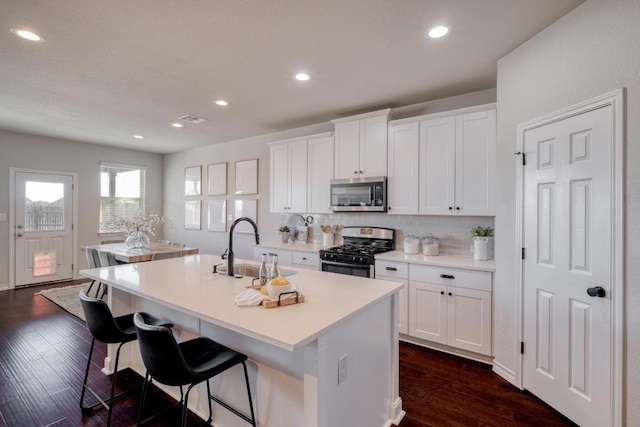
234,289,269,306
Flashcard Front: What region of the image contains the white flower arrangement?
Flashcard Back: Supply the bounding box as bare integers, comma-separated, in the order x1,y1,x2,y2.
115,212,170,236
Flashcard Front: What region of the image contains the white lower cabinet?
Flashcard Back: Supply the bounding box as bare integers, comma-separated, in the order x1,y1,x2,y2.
408,264,492,356
375,261,409,335
253,247,293,266
291,250,319,270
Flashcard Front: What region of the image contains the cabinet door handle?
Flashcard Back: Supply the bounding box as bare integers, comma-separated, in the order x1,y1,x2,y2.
385,266,398,271
440,274,455,279
448,292,453,296
456,207,460,210
359,170,363,174
388,206,392,211
448,207,453,210
302,257,307,260
440,291,445,295
354,171,358,175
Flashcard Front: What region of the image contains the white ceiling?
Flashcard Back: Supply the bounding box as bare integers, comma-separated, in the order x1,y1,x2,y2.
1,0,583,154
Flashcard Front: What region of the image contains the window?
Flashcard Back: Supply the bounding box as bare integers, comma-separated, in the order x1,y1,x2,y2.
99,162,146,233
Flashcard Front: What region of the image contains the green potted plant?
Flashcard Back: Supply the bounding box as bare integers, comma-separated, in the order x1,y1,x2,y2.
471,226,494,260
278,225,291,243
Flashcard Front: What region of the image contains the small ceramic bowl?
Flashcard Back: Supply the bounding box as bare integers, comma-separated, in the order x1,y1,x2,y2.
267,281,293,299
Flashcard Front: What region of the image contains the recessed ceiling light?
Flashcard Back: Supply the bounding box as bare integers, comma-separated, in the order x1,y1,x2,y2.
426,26,449,39
215,100,229,106
295,73,310,81
171,123,183,128
133,135,144,139
11,28,44,42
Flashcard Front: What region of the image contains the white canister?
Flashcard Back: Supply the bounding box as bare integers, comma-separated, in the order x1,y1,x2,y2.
403,235,420,254
473,236,491,261
323,232,335,247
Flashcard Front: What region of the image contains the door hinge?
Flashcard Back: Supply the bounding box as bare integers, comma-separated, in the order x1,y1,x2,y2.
521,248,525,260
72,264,74,271
521,341,525,354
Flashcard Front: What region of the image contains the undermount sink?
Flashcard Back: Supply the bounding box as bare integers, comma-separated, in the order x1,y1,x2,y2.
217,263,296,278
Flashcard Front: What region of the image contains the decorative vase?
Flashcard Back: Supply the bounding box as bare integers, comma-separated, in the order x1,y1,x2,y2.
280,232,290,243
473,236,493,261
125,231,150,248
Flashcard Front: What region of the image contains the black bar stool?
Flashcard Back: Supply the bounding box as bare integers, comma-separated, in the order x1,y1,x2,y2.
133,313,257,427
79,290,172,426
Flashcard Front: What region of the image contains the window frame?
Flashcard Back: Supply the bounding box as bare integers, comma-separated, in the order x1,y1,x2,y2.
99,162,146,234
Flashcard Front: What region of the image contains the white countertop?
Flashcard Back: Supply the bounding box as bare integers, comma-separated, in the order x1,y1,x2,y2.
80,254,402,351
376,250,495,272
257,241,331,253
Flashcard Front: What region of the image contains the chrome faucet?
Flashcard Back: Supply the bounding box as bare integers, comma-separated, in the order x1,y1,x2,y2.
226,217,260,276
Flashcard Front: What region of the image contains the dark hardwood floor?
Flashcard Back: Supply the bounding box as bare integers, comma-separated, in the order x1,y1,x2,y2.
0,281,577,426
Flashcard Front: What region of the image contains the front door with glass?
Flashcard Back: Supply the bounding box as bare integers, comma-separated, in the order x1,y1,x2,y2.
14,171,74,286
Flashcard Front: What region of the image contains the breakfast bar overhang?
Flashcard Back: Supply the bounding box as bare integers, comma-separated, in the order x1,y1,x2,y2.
80,254,405,427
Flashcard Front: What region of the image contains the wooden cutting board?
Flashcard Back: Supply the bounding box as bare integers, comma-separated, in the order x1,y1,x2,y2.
262,293,305,308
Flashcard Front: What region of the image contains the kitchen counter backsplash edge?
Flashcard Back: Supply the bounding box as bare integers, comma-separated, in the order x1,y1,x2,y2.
376,250,495,272
257,241,330,253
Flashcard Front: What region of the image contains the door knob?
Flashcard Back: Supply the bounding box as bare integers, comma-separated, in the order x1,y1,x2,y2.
587,286,606,298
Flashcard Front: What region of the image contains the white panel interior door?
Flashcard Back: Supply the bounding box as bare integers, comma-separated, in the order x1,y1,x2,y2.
14,171,74,286
523,105,612,427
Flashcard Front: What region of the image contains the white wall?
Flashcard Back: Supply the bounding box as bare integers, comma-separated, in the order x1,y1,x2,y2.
162,89,497,260
495,0,640,424
0,130,163,285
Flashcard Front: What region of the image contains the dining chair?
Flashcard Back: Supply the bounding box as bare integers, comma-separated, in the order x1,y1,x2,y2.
133,313,256,427
96,250,119,298
85,248,101,297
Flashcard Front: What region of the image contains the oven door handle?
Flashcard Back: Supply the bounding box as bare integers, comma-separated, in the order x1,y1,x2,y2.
321,260,369,268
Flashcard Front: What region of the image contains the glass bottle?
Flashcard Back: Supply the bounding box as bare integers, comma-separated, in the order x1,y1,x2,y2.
259,253,269,285
269,253,281,282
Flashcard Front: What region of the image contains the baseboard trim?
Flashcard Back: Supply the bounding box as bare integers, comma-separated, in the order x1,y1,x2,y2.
0,284,9,292
400,335,494,365
492,360,517,386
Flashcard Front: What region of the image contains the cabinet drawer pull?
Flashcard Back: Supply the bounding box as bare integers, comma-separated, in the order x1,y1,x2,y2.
385,267,398,271
440,274,455,279
440,291,445,295
448,292,453,296
302,257,307,260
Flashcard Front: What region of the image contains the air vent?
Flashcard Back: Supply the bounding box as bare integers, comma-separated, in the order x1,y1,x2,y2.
178,114,208,124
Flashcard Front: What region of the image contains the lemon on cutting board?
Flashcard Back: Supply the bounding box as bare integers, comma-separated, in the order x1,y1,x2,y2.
260,285,269,295
270,276,290,286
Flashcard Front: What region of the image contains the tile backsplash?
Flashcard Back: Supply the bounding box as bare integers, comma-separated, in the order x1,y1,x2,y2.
308,213,494,256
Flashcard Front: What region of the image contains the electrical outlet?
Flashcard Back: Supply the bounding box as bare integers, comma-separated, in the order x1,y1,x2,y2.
338,354,348,384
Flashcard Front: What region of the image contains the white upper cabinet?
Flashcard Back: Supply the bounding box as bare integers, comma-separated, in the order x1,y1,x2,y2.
307,135,334,214
454,109,496,216
269,138,308,213
333,109,390,179
418,105,496,216
419,116,456,215
387,121,420,214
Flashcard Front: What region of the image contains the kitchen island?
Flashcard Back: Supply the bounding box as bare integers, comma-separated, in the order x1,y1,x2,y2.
80,254,404,427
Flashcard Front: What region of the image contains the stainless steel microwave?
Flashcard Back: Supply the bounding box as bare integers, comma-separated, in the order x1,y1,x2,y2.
329,176,387,212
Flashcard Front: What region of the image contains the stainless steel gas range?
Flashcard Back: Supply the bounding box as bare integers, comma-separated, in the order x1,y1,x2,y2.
319,226,395,278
